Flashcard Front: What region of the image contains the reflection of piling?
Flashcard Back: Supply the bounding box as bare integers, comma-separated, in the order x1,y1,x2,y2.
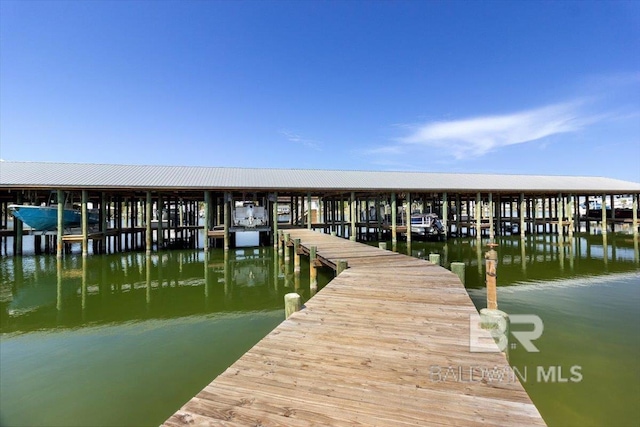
450,262,465,285
485,243,498,310
284,293,301,319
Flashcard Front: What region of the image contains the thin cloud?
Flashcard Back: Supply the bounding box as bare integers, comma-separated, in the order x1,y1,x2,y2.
280,130,321,151
398,102,593,159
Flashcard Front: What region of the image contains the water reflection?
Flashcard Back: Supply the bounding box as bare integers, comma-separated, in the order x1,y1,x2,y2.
1,247,332,335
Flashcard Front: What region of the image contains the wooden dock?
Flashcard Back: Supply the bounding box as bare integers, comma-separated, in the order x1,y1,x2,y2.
166,229,545,426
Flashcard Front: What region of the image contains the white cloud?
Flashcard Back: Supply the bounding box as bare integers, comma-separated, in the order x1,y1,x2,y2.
397,101,594,159
280,130,321,151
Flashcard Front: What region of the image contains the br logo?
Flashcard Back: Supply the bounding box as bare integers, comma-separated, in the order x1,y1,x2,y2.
469,313,544,353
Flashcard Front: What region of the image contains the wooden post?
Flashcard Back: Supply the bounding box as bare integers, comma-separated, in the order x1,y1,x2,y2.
284,232,290,262
272,192,279,247
57,190,64,258
450,262,465,285
379,242,387,250
100,192,107,254
391,192,397,245
224,192,230,251
406,192,412,244
475,193,481,238
81,190,89,257
488,193,495,241
284,293,301,319
145,191,152,254
294,238,301,273
442,192,448,236
633,193,639,237
428,253,440,265
485,243,498,310
350,192,356,241
204,191,211,251
336,259,348,275
310,245,317,291
307,192,312,230
558,193,564,242
601,193,607,236
156,194,164,249
14,192,23,256
520,193,526,238
376,198,382,240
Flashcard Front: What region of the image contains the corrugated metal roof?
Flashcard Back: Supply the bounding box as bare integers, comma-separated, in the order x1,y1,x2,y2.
1,161,639,193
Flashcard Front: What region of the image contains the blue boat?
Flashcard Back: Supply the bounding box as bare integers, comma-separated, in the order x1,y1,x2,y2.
9,205,100,231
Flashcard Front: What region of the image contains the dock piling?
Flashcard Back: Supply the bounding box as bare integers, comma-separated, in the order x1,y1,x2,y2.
284,293,301,319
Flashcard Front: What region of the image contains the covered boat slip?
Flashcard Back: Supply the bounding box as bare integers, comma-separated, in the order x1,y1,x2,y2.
164,229,545,426
1,161,639,256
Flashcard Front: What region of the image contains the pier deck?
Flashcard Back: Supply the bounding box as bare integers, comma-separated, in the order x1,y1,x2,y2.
164,229,544,426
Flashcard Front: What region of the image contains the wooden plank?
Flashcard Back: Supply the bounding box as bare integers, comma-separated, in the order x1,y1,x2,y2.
163,229,545,426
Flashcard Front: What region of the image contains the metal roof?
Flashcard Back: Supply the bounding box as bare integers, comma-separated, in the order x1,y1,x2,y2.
1,161,639,193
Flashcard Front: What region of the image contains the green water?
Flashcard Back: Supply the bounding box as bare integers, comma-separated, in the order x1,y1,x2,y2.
1,234,639,426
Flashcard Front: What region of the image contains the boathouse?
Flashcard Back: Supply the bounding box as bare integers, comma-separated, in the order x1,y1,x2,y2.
1,161,639,256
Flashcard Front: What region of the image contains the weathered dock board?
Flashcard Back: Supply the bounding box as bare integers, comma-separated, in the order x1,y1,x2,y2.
164,229,545,426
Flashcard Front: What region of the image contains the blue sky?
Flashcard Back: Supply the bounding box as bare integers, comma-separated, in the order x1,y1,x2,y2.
1,0,639,182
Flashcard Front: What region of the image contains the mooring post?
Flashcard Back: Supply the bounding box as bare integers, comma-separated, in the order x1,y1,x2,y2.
310,245,317,291
284,293,301,319
379,242,387,250
293,238,301,273
336,259,348,276
428,253,440,266
450,262,465,284
485,243,498,310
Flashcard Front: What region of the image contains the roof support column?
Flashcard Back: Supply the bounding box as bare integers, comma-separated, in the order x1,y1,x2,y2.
157,194,164,249
520,193,526,239
488,193,494,241
307,192,312,230
391,192,397,246
558,193,564,243
406,192,412,245
442,192,448,237
601,193,607,236
82,190,89,257
475,193,481,239
224,192,231,251
350,192,356,241
633,193,638,238
13,192,23,256
145,191,152,255
56,190,64,258
204,191,211,251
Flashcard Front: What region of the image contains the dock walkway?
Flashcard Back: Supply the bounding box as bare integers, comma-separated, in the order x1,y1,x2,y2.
164,229,545,426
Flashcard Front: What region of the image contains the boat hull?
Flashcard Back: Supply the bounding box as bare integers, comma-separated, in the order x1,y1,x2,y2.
9,205,100,231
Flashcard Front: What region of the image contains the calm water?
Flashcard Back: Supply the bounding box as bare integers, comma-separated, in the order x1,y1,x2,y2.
1,233,639,426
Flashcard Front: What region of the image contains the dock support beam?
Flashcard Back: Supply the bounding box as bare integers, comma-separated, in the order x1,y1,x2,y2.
82,190,89,257
633,194,639,237
406,192,411,244
14,192,23,256
475,193,481,239
519,193,526,238
391,192,397,245
145,191,152,255
601,193,607,236
204,191,211,251
224,192,230,251
57,190,64,258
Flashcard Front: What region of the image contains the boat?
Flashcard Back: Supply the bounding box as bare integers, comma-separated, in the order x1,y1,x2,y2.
410,213,446,239
9,204,100,231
